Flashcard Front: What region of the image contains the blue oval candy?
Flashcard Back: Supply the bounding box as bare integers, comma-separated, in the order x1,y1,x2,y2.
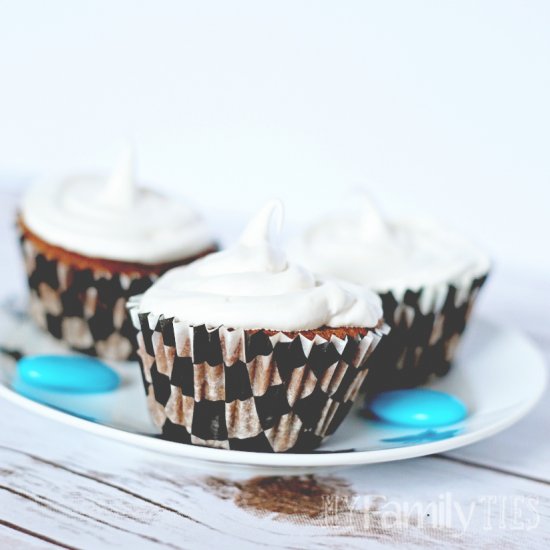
17,355,120,394
367,389,467,428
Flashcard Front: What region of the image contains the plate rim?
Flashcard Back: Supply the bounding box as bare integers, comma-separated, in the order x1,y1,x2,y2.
0,318,546,468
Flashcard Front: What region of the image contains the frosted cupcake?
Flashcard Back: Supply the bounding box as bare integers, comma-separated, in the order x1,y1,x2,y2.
290,195,490,392
18,149,216,360
129,201,387,452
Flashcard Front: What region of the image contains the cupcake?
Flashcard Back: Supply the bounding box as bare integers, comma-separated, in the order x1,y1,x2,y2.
289,194,490,392
18,148,216,360
129,200,387,452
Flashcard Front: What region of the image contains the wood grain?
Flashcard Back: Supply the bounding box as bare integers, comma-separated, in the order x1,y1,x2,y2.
0,522,69,549
0,400,549,549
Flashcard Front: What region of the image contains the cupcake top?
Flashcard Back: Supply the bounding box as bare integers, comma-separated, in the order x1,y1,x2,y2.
136,200,383,331
289,194,490,297
21,148,214,264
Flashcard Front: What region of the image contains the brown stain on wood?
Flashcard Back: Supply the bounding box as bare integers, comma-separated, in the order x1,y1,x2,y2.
204,474,353,519
203,474,469,546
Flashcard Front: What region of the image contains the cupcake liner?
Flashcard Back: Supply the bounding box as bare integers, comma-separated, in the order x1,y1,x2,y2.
130,307,387,452
19,232,164,361
365,273,489,393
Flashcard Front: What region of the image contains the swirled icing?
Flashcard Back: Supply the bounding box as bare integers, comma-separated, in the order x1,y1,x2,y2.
21,148,214,263
136,200,383,330
289,193,490,298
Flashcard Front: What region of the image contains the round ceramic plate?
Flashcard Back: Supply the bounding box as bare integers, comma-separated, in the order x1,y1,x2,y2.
0,301,546,470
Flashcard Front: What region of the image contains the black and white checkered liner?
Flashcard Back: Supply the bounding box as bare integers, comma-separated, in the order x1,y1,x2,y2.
19,233,163,361
365,274,488,392
132,311,386,452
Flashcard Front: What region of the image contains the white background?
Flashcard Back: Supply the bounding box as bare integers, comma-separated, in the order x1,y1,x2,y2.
0,0,549,275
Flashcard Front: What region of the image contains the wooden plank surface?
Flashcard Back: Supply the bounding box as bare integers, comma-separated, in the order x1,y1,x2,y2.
0,400,549,550
0,331,547,549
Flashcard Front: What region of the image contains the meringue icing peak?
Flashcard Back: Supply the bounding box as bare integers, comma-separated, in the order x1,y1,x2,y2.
21,149,215,263
238,199,287,272
357,192,392,243
98,146,136,210
289,191,490,297
136,200,383,331
239,199,284,246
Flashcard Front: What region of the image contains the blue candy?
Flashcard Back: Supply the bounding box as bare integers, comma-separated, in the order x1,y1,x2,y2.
367,389,467,428
17,355,120,394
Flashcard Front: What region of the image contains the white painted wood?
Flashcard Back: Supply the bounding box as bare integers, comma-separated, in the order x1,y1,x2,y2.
445,382,550,482
444,276,550,482
1,392,549,549
0,524,59,549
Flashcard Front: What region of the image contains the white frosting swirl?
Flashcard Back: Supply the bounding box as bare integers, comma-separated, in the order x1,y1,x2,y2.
289,193,490,298
136,200,383,331
21,148,214,264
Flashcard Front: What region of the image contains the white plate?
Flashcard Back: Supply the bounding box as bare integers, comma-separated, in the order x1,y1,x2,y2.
0,302,546,470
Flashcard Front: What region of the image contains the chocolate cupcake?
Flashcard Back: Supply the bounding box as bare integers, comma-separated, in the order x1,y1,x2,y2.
18,148,216,360
289,194,490,392
129,201,387,452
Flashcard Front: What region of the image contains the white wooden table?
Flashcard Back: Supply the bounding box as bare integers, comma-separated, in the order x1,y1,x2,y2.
0,190,548,549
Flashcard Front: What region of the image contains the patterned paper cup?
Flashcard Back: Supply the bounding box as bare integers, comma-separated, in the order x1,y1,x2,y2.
18,218,215,361
364,272,489,393
130,307,388,452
